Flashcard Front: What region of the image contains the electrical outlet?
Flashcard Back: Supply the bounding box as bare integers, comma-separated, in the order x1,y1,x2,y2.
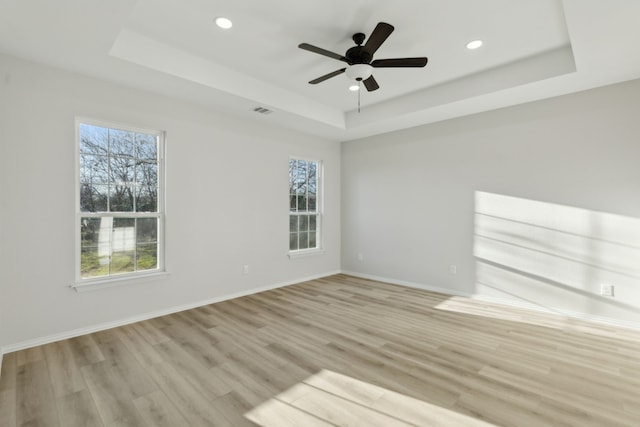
243,265,249,274
600,284,614,297
449,265,457,275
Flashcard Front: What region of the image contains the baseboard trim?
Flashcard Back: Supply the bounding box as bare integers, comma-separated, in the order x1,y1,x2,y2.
340,270,473,298
1,270,341,355
341,270,640,331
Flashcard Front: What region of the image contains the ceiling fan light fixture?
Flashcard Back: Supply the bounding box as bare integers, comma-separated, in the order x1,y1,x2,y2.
466,39,483,50
349,84,360,91
345,64,373,81
298,22,428,92
215,17,233,29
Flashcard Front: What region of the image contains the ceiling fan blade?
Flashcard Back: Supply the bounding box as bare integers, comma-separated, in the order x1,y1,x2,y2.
309,68,347,84
363,75,379,92
363,22,394,56
371,57,428,68
299,43,348,63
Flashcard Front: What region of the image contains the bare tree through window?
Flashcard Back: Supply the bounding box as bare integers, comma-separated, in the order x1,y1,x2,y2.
289,158,321,251
78,122,163,279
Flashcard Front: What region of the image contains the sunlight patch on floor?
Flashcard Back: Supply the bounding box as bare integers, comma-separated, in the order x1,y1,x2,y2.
434,295,568,329
245,369,496,427
434,294,631,341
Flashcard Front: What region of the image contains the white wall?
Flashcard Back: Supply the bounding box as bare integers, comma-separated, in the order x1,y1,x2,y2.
0,53,340,350
3,50,640,353
342,79,640,327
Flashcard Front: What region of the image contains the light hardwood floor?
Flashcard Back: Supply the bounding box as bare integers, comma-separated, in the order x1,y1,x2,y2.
1,274,639,426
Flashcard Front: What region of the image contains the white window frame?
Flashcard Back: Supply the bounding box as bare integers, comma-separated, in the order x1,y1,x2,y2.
73,118,167,290
288,156,324,259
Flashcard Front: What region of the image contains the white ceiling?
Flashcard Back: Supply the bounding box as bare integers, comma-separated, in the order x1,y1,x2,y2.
1,0,640,141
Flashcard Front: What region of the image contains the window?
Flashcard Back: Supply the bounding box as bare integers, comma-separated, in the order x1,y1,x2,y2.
289,158,321,253
76,119,164,284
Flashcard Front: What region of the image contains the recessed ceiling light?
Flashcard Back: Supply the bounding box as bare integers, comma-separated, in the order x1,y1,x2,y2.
466,40,483,50
215,17,233,29
349,84,360,91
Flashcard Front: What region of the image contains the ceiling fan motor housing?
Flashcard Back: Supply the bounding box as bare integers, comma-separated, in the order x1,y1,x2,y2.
346,45,373,64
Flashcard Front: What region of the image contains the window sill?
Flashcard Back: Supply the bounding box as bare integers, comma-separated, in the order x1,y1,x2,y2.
288,249,325,260
71,271,170,292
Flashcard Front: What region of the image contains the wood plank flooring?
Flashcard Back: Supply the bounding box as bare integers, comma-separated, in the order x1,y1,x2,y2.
1,274,639,426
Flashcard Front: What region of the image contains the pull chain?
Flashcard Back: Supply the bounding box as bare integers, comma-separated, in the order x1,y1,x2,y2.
358,80,361,113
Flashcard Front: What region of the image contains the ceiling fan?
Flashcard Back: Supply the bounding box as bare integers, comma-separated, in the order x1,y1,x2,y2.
298,22,428,92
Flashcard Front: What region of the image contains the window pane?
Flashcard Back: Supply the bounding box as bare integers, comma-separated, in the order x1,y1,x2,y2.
83,217,112,251
109,155,135,186
294,160,307,196
297,195,307,212
113,218,135,251
80,246,109,278
309,195,316,211
109,129,135,157
136,133,157,160
136,187,157,212
80,154,109,184
299,232,309,249
299,215,308,232
80,217,110,278
136,218,157,243
136,243,157,271
109,185,134,212
109,152,135,212
288,161,296,203
297,159,306,177
296,176,307,196
309,215,317,232
79,124,108,155
80,217,103,246
112,218,135,274
289,232,298,251
289,215,298,233
309,162,317,190
135,159,158,187
111,251,135,274
309,231,316,248
80,184,108,212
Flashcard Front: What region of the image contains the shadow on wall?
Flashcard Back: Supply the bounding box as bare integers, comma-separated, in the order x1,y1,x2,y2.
473,191,640,322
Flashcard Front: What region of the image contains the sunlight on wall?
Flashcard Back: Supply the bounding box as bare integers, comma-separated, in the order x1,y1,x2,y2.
245,369,495,427
473,191,640,320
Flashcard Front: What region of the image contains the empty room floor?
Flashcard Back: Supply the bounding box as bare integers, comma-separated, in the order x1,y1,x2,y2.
1,274,639,426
